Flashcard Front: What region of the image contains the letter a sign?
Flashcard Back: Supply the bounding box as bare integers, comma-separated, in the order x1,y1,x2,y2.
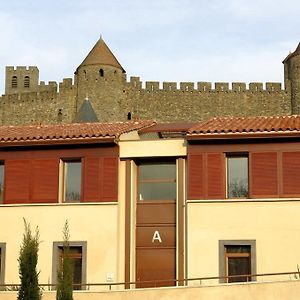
152,230,162,243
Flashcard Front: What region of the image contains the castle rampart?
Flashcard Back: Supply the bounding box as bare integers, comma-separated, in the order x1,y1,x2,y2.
127,77,284,93
0,39,299,125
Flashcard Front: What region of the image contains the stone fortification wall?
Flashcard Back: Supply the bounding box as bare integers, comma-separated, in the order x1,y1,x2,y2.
0,77,77,125
124,77,291,122
0,73,293,125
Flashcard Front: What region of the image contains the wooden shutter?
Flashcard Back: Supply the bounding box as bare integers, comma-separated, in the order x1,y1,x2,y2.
207,153,225,199
251,152,278,197
5,159,31,204
102,157,118,202
282,152,300,196
83,157,101,202
31,159,59,203
83,156,118,202
188,154,204,199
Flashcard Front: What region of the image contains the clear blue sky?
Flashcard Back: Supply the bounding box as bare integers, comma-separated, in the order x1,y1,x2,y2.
0,0,299,94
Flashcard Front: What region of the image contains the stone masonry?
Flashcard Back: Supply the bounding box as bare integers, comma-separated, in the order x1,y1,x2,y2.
1,38,300,125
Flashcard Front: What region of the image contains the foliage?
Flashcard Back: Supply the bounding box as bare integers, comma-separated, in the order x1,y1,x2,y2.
18,219,41,300
56,220,74,300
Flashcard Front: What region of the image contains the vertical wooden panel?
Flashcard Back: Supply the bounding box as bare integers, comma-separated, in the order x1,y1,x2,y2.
207,153,225,199
5,159,31,203
177,158,184,286
282,152,300,196
102,157,118,202
32,159,59,203
125,160,131,289
188,154,204,199
251,152,278,197
82,157,101,202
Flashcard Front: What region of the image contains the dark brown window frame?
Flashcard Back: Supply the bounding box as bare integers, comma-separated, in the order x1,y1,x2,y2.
52,241,87,290
219,240,256,283
137,159,176,201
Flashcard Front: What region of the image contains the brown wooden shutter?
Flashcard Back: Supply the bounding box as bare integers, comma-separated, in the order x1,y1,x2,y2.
83,157,101,202
5,159,31,204
282,152,300,196
251,152,278,197
207,153,225,199
101,157,118,202
188,154,204,199
31,159,59,203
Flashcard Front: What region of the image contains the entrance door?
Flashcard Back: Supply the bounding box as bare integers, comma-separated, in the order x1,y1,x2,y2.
136,161,176,288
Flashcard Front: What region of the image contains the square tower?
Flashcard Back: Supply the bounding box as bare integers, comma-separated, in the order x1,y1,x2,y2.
5,66,39,94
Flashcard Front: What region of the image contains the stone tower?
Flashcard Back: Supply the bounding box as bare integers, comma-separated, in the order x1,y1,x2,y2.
283,43,300,114
74,37,127,121
5,66,39,94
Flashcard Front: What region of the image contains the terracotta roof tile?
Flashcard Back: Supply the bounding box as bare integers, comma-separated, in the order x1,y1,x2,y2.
188,115,300,136
0,120,155,145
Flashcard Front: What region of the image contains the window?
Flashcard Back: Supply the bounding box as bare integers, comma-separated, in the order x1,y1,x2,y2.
219,240,256,283
0,243,6,286
61,160,82,202
138,161,176,200
99,68,104,77
11,76,17,88
227,155,248,198
0,163,4,203
24,76,30,88
52,242,87,290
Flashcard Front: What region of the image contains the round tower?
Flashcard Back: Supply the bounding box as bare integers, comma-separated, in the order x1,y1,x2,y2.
74,38,127,121
283,43,300,114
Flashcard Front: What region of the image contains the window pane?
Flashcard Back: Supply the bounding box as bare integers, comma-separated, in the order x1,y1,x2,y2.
139,182,176,200
228,257,250,282
0,164,4,203
140,163,176,180
227,156,248,198
64,161,81,201
138,162,176,201
226,245,250,254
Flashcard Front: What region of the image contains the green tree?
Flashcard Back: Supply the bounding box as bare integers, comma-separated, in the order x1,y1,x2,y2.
56,220,73,300
18,219,41,300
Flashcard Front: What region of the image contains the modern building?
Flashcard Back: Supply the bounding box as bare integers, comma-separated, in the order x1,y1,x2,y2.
0,115,299,290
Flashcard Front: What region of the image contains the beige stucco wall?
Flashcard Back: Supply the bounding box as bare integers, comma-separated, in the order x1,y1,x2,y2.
2,280,300,300
119,139,186,158
187,199,300,283
0,203,119,287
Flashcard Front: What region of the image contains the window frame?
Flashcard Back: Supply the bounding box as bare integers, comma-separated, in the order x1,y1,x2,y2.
137,159,177,201
52,241,87,290
219,240,256,283
60,158,82,203
0,243,6,287
226,153,249,199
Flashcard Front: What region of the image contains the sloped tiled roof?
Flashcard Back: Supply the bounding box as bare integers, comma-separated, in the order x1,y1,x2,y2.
188,115,300,137
78,37,125,72
283,42,300,63
0,120,155,145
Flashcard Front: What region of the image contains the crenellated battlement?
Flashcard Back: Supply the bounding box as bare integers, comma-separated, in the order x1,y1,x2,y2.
6,66,39,72
127,77,284,93
58,78,74,92
38,81,58,92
